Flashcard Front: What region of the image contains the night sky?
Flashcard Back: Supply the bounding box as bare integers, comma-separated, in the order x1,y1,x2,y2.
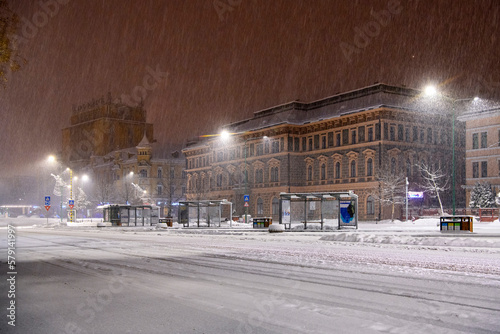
1,0,500,177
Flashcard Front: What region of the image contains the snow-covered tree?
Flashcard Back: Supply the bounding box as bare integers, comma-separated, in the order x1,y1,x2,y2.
51,173,66,197
74,187,90,211
372,169,406,221
469,182,496,208
416,162,448,216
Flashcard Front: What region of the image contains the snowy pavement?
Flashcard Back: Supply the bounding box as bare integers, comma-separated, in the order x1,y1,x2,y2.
1,217,500,333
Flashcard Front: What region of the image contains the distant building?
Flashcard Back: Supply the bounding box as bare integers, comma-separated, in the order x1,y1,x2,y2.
62,94,153,169
458,107,500,208
182,84,466,221
90,134,185,217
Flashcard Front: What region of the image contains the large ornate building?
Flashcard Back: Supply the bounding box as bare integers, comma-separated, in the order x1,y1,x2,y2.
182,84,466,221
62,94,154,169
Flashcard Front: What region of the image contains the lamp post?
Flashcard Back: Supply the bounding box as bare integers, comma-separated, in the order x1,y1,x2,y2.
424,86,479,215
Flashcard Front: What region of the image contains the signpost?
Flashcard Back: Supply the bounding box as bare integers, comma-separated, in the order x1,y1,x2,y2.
68,199,75,222
243,195,249,223
44,196,51,224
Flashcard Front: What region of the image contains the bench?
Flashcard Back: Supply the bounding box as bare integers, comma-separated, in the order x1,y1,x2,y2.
302,220,324,230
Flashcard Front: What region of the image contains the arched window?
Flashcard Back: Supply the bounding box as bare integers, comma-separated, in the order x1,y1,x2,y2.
350,160,356,177
367,158,373,177
257,197,264,215
272,198,279,216
255,169,263,184
307,165,313,181
335,162,341,179
320,163,326,180
217,174,223,187
366,196,374,215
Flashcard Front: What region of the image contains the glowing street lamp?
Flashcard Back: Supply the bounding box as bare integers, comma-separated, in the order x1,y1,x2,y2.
424,85,479,215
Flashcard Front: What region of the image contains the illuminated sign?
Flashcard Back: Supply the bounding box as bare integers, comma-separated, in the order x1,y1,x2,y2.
408,191,424,199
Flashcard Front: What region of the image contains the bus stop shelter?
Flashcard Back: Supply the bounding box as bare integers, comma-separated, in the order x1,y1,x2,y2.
279,191,358,230
178,200,233,227
101,204,159,226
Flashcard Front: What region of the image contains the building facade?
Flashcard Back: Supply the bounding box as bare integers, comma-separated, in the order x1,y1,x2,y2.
62,95,154,169
90,134,185,217
459,107,500,207
182,84,465,221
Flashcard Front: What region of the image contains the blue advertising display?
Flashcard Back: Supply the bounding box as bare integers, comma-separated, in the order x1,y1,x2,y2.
340,200,355,224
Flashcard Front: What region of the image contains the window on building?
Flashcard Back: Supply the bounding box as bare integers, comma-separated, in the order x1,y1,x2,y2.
314,135,320,150
405,127,410,142
367,158,373,177
328,132,334,147
307,165,313,181
351,130,357,144
271,167,279,182
308,137,313,151
170,166,175,179
272,198,279,216
366,196,374,215
368,127,373,142
384,123,388,140
335,162,341,179
398,125,404,141
140,169,147,178
256,144,263,156
472,133,478,149
420,129,425,143
336,132,341,147
427,128,432,143
217,151,224,162
217,174,223,187
473,162,479,178
302,137,306,151
294,137,300,152
257,198,264,215
270,140,278,153
481,132,488,149
390,126,395,141
391,157,396,174
350,160,356,177
255,169,263,184
481,161,488,178
157,184,163,196
320,163,326,180
343,129,349,145
321,136,327,149
358,126,365,142
157,168,162,179
413,126,418,142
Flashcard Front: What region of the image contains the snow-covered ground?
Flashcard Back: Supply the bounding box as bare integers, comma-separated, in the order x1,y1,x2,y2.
1,216,500,333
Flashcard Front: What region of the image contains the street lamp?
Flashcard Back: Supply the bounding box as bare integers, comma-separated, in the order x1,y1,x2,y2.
424,86,479,215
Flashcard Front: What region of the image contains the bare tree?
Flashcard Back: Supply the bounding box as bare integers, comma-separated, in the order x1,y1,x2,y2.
94,180,115,205
417,162,448,216
372,169,406,221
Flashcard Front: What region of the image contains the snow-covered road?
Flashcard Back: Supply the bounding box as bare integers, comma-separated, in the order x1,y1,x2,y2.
2,222,500,333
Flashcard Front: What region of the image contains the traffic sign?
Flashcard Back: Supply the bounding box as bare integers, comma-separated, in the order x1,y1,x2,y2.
69,199,75,209
243,195,250,202
44,205,51,211
44,196,51,206
244,202,249,207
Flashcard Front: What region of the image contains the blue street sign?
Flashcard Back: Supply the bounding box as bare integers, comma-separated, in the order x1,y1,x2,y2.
44,196,51,205
243,195,250,202
69,199,74,206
